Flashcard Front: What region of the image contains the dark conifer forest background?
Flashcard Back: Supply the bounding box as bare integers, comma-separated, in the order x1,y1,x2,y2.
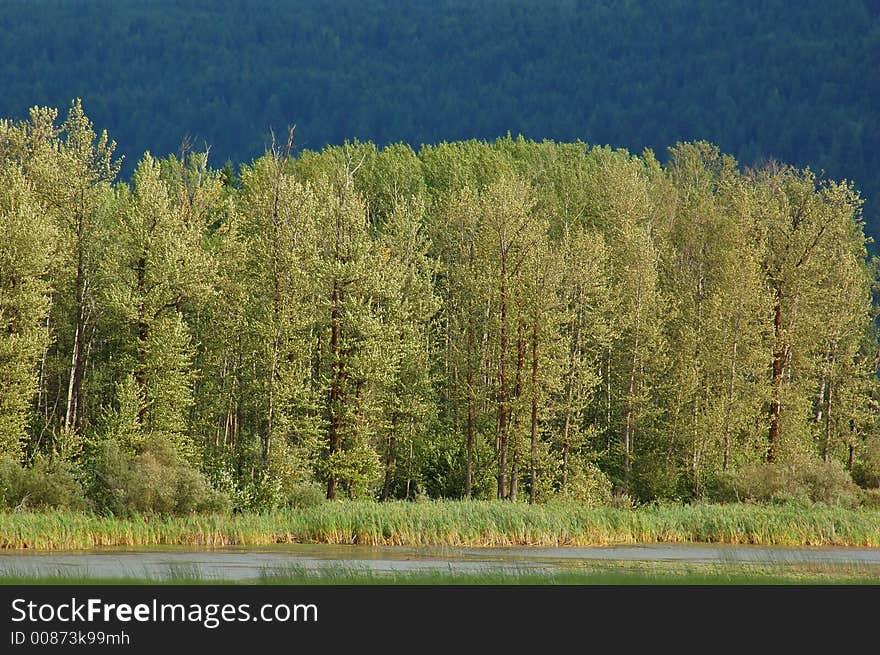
1,0,878,235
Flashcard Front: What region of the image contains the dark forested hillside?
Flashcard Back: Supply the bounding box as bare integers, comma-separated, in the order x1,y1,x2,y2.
1,1,878,235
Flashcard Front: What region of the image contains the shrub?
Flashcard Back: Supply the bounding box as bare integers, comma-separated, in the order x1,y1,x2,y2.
860,488,880,509
323,443,382,500
0,456,87,511
608,492,636,509
284,482,327,509
92,436,228,515
710,458,861,508
630,440,685,502
711,464,789,504
852,436,880,489
799,459,861,506
558,461,613,506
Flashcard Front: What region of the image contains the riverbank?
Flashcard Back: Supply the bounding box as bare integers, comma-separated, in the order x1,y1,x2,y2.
2,501,879,550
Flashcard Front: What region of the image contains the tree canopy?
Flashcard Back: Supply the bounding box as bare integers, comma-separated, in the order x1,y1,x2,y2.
1,105,878,510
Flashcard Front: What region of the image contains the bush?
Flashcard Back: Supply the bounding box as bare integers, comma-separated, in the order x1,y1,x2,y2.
860,488,880,509
284,482,326,509
608,492,636,509
0,456,87,511
710,458,861,508
558,461,613,506
630,439,685,502
92,436,228,515
852,436,880,489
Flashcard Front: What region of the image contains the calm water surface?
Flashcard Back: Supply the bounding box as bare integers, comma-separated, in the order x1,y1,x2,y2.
2,544,879,580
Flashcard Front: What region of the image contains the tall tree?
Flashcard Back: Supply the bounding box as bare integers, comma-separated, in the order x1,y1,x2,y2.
376,196,439,499
0,163,55,458
661,143,772,494
102,153,212,456
311,152,395,499
473,175,544,499
753,165,865,462
21,102,121,453
552,226,612,493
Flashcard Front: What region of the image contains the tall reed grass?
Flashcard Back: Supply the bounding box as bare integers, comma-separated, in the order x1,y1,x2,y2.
1,501,878,550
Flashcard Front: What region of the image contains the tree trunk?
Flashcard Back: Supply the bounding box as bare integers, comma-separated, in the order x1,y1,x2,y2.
37,316,49,420
265,166,285,473
33,315,51,453
405,438,414,500
722,338,738,472
623,275,642,480
510,321,525,502
135,255,148,423
327,279,342,500
64,209,87,435
529,320,539,504
768,295,784,463
605,346,612,435
382,430,396,501
561,327,576,491
623,333,638,478
814,372,826,424
510,446,518,501
822,343,836,463
466,399,475,499
562,441,569,490
63,292,85,433
847,418,856,471
497,264,509,500
465,314,475,498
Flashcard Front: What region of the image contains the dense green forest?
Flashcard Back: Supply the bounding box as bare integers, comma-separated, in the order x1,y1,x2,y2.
1,103,878,514
1,1,878,237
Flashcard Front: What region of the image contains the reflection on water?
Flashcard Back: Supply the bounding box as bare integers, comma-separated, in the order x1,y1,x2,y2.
1,544,879,581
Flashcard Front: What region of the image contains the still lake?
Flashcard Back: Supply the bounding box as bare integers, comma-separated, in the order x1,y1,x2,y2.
2,544,880,580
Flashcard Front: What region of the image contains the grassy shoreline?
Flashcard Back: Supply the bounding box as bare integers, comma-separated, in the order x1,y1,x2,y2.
2,501,880,550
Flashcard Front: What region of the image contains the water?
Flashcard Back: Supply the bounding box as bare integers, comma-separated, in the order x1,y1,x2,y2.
2,544,879,581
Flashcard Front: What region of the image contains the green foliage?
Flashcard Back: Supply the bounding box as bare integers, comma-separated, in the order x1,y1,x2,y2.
710,459,862,508
407,427,468,500
0,164,54,458
97,375,144,449
283,482,327,510
324,443,383,500
556,460,613,507
1,100,877,511
0,457,86,511
91,436,228,515
852,436,880,489
860,488,880,509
